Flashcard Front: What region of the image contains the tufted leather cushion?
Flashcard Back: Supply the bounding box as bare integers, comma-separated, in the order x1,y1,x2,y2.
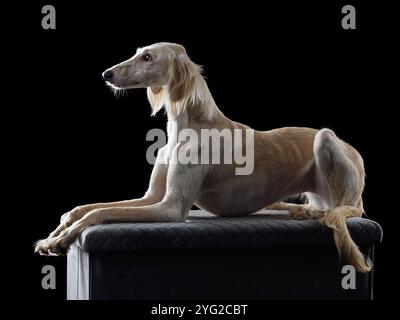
76,209,383,253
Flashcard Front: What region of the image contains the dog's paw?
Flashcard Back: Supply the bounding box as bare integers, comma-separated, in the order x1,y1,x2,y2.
34,239,50,255
290,210,311,220
289,207,324,220
34,237,70,256
47,238,70,256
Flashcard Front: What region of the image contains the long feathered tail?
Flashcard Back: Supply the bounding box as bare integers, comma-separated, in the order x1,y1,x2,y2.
319,206,372,273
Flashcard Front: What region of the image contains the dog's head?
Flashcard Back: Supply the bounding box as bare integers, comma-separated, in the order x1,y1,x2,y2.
103,43,195,88
103,42,202,115
102,43,177,89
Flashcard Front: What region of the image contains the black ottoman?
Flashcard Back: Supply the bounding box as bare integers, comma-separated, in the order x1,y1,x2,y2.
67,209,382,300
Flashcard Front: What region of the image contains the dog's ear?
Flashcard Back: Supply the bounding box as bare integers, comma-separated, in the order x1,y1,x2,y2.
147,86,165,116
168,55,196,103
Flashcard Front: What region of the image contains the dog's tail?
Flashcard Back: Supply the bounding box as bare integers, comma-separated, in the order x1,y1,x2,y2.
319,206,372,273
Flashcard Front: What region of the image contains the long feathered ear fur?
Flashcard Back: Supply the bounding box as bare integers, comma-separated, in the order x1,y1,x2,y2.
147,46,202,117
166,54,200,117
168,55,196,103
147,86,165,116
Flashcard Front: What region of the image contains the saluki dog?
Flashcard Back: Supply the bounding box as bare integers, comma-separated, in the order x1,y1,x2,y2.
35,42,370,272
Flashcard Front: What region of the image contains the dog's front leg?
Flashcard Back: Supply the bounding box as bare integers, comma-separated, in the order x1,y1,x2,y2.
39,200,153,241
35,149,169,255
40,156,208,256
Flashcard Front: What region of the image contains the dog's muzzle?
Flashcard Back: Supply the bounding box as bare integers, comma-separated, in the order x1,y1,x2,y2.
102,70,114,82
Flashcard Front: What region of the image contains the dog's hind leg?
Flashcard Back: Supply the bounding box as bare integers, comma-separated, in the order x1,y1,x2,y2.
312,129,370,272
265,202,325,220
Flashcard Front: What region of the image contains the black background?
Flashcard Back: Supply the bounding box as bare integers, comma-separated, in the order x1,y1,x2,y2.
8,0,397,311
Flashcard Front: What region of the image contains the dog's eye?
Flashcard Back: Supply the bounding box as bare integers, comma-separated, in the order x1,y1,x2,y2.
142,54,152,62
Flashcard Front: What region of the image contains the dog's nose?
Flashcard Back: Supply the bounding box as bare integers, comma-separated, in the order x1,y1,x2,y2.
102,70,113,81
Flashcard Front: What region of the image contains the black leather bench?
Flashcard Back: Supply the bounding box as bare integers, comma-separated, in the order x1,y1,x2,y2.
67,209,382,300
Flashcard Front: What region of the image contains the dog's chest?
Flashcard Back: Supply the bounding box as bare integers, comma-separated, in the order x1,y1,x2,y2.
165,117,192,154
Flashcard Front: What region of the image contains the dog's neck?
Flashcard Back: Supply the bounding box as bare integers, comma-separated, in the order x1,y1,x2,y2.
164,74,226,125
